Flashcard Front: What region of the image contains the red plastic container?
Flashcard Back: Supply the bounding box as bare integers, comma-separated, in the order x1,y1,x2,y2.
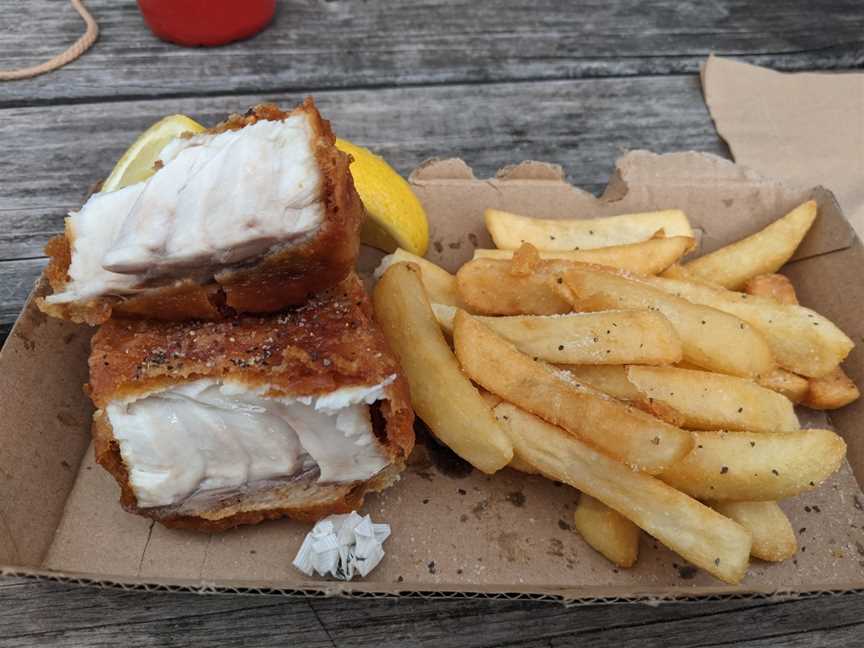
137,0,276,47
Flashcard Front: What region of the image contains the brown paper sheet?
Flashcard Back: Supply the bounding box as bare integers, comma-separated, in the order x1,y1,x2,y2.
3,151,864,601
702,55,864,235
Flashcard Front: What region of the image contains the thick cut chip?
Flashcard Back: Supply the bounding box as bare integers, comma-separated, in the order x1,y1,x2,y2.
677,357,808,404
456,258,572,315
435,309,681,365
562,265,775,378
742,273,859,408
559,365,685,427
472,236,694,275
645,276,854,378
708,501,797,562
496,403,751,584
676,358,808,408
802,367,861,410
572,494,640,568
375,248,461,307
743,273,799,306
684,201,818,289
485,208,693,251
757,368,810,404
431,303,457,333
661,429,846,501
373,263,513,473
508,455,540,475
453,311,692,474
559,364,642,401
626,366,799,432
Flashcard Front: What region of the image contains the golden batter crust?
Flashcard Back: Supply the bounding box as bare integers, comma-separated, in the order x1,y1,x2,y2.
39,99,363,324
89,274,415,531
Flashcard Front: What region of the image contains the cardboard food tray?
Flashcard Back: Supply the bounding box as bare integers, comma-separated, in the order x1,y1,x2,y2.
2,150,864,604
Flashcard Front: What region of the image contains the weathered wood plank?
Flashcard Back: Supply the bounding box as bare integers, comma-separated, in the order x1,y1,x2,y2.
311,594,864,647
0,74,726,340
724,624,864,648
0,258,43,335
0,578,310,641
0,0,862,106
0,208,61,261
0,74,722,253
0,577,863,647
0,586,333,648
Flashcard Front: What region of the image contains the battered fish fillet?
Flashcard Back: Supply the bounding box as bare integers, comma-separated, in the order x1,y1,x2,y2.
40,100,363,324
88,274,414,531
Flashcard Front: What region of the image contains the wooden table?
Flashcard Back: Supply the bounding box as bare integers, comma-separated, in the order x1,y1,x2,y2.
1,1,863,645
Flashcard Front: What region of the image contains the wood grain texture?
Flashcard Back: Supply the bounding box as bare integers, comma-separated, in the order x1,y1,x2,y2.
0,259,43,337
0,75,720,222
0,0,862,106
0,577,863,647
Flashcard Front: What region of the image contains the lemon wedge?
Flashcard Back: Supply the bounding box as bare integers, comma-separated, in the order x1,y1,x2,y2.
101,114,206,192
336,138,429,256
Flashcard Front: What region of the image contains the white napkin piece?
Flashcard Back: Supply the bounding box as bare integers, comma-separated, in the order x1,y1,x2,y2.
292,512,391,580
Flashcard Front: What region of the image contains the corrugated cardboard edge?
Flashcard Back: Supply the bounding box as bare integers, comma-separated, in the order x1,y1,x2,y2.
2,151,861,604
4,567,864,606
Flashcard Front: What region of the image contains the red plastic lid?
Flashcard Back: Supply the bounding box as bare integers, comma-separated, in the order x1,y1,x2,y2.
137,0,276,47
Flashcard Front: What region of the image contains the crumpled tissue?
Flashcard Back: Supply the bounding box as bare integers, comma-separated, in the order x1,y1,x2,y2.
292,511,391,580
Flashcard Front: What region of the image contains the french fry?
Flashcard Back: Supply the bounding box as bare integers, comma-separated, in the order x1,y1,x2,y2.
743,273,799,306
509,241,541,276
431,303,457,333
456,258,572,315
479,389,503,409
742,273,859,409
559,364,641,401
472,236,694,275
372,263,512,473
453,311,693,474
485,208,693,251
562,265,775,378
496,403,751,584
661,429,846,501
509,455,540,475
626,365,799,432
573,494,640,568
559,365,686,427
374,248,461,307
436,309,681,365
661,263,702,282
802,367,861,410
684,201,818,289
757,368,810,404
708,501,797,562
644,275,854,378
679,355,809,403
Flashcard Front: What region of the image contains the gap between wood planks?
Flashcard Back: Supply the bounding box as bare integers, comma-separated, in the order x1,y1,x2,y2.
3,0,863,109
1,39,863,112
